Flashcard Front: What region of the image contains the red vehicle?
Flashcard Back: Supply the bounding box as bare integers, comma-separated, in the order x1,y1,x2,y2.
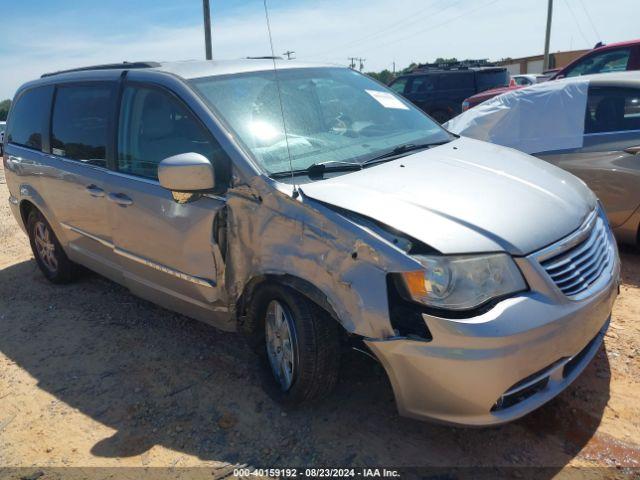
461,39,640,111
462,84,519,111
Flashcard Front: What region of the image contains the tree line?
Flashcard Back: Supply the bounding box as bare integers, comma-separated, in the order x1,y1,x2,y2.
0,99,11,121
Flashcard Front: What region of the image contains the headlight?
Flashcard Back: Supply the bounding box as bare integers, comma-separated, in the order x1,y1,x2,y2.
400,253,527,311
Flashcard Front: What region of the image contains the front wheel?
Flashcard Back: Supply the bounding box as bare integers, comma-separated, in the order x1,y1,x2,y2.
247,284,341,404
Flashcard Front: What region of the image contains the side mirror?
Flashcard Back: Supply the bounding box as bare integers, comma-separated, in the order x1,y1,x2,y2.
0,132,4,156
158,152,215,193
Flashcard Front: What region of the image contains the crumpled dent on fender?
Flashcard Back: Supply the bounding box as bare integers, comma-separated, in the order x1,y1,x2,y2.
222,175,420,339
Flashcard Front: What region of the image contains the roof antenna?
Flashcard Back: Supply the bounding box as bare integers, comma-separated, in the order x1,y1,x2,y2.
262,0,298,197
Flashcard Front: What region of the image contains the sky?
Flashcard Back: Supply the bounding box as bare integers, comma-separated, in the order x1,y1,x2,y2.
0,0,638,99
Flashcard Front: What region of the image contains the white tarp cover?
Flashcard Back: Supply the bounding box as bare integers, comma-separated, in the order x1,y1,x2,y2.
445,77,590,154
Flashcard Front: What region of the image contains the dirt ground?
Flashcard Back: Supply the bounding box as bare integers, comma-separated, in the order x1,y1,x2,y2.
0,161,639,476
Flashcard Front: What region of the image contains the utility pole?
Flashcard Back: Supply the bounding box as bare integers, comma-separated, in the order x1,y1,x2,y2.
282,50,295,60
348,57,365,71
203,0,213,60
543,0,553,71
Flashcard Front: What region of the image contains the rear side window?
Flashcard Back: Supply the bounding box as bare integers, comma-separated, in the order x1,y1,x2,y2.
475,69,509,92
585,86,640,134
6,86,51,151
440,73,474,90
51,84,114,167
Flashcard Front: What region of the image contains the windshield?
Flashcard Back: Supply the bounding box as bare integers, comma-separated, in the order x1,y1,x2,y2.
190,68,451,177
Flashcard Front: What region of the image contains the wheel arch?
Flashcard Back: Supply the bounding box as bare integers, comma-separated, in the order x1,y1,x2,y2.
19,199,38,228
236,273,343,331
17,193,68,246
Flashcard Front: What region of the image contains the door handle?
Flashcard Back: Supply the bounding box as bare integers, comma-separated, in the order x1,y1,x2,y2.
624,145,640,155
85,185,105,197
107,192,133,206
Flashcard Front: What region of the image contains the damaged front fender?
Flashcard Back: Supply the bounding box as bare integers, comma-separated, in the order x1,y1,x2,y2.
223,176,421,339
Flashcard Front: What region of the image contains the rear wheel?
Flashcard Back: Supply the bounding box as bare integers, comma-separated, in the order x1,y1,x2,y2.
246,284,341,404
27,210,78,283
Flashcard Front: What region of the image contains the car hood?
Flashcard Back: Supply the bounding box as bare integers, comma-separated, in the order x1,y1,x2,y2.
300,137,596,255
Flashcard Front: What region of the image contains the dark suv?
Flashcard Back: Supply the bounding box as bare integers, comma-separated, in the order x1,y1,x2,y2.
389,65,510,123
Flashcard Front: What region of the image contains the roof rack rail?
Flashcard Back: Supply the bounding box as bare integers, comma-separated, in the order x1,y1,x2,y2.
41,61,161,78
410,59,499,73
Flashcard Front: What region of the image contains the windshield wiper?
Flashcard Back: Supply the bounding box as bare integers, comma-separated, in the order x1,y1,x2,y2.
269,140,451,179
270,160,362,179
362,141,450,166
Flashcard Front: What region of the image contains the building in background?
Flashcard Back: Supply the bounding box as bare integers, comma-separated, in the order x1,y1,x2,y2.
497,49,590,74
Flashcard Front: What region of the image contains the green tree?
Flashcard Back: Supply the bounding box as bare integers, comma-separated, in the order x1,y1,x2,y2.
402,62,418,74
366,69,395,85
0,99,11,121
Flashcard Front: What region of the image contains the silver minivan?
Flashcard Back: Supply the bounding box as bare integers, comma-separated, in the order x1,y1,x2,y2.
2,60,620,426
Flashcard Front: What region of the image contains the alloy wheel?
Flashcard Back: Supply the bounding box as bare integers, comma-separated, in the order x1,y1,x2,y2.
265,300,297,391
34,221,58,273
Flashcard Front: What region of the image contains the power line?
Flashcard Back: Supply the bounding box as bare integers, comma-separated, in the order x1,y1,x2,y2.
356,0,503,53
328,0,452,53
562,0,591,46
307,0,462,59
578,0,601,42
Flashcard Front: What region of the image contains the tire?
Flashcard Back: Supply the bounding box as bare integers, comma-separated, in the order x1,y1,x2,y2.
244,284,341,405
26,209,78,284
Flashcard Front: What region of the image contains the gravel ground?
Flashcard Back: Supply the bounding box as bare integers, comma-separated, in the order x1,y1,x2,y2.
0,162,639,475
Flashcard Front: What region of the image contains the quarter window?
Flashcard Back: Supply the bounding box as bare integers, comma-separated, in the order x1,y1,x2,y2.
117,86,220,181
6,86,51,151
585,86,640,134
389,78,408,94
51,84,114,166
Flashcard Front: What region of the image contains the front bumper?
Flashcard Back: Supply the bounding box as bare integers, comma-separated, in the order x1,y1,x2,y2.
366,245,620,427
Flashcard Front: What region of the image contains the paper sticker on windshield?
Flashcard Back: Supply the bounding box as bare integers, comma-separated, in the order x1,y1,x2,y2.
365,90,409,110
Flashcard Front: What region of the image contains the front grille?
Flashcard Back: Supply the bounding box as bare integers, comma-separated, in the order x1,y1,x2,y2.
540,213,612,297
